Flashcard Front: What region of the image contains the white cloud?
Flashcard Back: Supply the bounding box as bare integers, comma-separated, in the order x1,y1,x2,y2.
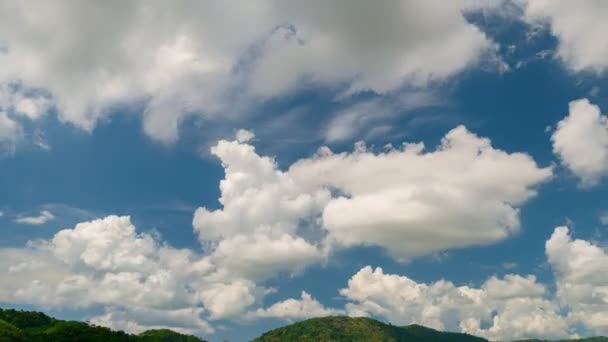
89,307,212,336
254,291,342,321
198,280,259,320
0,215,269,335
324,92,437,143
14,210,55,225
0,1,493,143
335,226,608,340
235,128,255,143
340,266,570,341
14,96,50,120
525,0,608,72
295,125,552,259
551,99,608,187
195,126,551,262
250,1,491,97
0,84,51,120
546,226,608,335
0,111,20,154
209,233,323,281
3,216,608,340
600,212,608,225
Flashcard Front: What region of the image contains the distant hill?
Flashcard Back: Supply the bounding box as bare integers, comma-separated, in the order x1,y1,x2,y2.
252,316,608,342
251,316,487,342
2,308,608,342
0,308,206,342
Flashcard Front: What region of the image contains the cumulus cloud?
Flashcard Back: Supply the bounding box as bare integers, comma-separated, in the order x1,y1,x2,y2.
339,266,570,341
89,307,212,336
546,226,608,335
209,233,323,281
196,125,551,262
551,99,608,187
254,291,342,321
0,215,268,335
250,0,491,97
3,216,608,340
525,0,608,72
0,1,493,142
329,226,608,340
14,210,55,225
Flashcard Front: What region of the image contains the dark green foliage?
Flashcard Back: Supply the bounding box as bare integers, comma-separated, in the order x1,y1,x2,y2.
252,316,486,342
0,308,206,342
138,329,204,342
2,308,608,342
0,309,52,330
0,319,27,342
401,324,486,342
253,316,608,342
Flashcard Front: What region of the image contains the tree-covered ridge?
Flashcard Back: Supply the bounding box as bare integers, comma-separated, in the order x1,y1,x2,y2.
2,308,608,342
252,316,486,342
0,308,207,342
252,316,608,342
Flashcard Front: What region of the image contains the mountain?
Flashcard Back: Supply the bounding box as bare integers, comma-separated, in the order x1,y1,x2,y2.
2,308,607,342
0,308,206,342
252,316,608,342
251,316,487,342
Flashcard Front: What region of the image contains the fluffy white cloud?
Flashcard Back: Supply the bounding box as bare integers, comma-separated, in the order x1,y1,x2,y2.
235,128,255,143
0,215,270,335
295,125,552,259
0,1,493,142
250,1,491,97
193,133,330,280
13,96,50,120
525,0,608,72
546,226,608,335
254,291,342,321
89,307,212,336
340,266,571,341
196,125,552,262
334,226,608,340
198,280,259,320
209,233,323,281
551,99,608,187
14,210,55,225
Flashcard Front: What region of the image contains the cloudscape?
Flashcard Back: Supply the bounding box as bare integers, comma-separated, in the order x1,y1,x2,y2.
1,1,608,341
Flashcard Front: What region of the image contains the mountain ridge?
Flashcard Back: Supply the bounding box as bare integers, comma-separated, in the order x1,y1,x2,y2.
0,308,206,342
1,308,607,342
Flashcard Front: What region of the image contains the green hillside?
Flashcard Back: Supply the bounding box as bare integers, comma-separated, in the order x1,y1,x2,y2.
0,308,206,342
2,308,608,342
252,316,608,342
251,316,486,342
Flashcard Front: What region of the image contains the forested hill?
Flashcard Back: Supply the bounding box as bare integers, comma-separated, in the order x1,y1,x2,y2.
2,308,608,342
0,308,206,342
252,316,487,342
252,316,608,342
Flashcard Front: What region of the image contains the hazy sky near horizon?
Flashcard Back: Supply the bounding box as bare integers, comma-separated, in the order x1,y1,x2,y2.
2,1,608,341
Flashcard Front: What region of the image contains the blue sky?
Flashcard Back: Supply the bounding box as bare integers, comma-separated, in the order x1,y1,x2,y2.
1,1,608,341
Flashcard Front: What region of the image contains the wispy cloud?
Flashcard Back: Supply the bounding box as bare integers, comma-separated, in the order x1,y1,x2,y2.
14,210,55,225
